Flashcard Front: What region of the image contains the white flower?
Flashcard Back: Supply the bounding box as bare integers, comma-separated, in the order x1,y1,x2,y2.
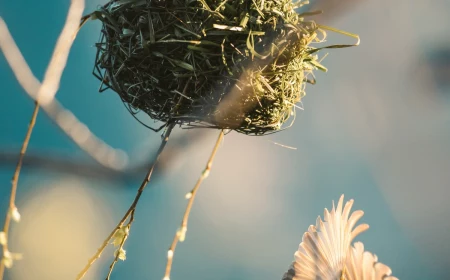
2,257,13,269
0,231,7,246
114,248,126,261
111,226,129,247
11,207,20,223
185,192,192,199
167,249,174,259
292,195,395,280
111,226,129,261
1,250,23,269
344,242,398,280
177,226,187,242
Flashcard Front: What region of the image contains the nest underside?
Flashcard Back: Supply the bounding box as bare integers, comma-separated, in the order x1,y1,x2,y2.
93,0,323,135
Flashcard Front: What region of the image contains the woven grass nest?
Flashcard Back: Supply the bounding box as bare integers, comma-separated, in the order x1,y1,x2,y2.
92,0,331,135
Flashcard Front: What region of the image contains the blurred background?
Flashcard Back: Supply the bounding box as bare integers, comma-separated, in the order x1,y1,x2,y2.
1,0,449,279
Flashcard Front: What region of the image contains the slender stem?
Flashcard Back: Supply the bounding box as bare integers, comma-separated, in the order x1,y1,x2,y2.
42,99,128,170
163,130,224,280
1,5,128,170
105,209,134,280
0,129,206,182
0,102,40,279
105,223,128,280
76,123,175,280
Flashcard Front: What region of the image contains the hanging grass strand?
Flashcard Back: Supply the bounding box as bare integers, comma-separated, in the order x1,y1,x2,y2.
0,1,128,170
164,130,224,280
0,102,39,279
0,1,86,276
77,123,175,280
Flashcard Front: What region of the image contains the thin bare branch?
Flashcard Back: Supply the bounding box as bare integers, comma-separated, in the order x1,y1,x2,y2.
105,224,128,280
0,2,86,277
0,129,205,183
0,1,127,170
0,102,39,279
0,18,40,97
163,130,224,280
43,99,128,170
77,123,175,280
105,210,135,280
35,0,84,105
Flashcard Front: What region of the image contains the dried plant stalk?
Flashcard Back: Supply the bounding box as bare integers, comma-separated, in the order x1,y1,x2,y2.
164,130,224,280
0,1,127,170
77,123,175,280
0,0,87,277
0,102,39,279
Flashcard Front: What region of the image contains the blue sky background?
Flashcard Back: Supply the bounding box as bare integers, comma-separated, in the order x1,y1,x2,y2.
1,0,450,279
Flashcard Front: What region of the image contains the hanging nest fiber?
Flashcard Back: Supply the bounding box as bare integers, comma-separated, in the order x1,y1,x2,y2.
91,0,331,135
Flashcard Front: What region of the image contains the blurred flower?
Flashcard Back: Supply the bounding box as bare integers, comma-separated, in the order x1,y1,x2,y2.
11,207,21,223
114,248,126,261
0,232,6,246
177,226,187,242
111,226,128,261
1,250,23,269
111,226,129,247
291,195,396,280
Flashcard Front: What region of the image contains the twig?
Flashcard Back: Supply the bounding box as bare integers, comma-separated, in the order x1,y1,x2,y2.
0,129,206,182
77,123,175,280
105,210,134,280
0,150,127,182
0,1,128,170
0,0,84,104
163,130,224,280
0,102,39,279
35,0,85,106
42,99,128,170
0,2,85,276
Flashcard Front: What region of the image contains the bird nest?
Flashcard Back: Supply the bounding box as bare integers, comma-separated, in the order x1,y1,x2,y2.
91,0,329,135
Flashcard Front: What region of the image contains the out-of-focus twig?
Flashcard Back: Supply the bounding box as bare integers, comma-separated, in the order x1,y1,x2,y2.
42,100,128,170
0,0,127,170
0,102,39,279
163,130,224,280
77,123,175,280
35,0,84,106
105,210,133,280
0,150,128,182
0,129,206,183
0,1,88,277
0,0,83,103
